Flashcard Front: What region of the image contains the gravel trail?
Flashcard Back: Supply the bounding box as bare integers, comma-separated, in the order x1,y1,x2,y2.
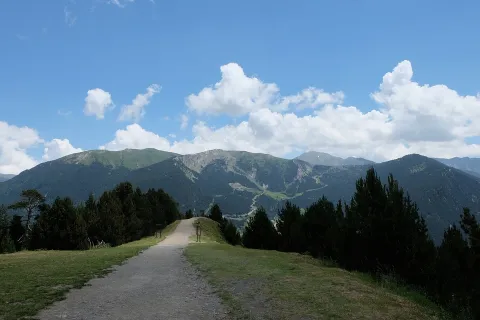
36,218,228,320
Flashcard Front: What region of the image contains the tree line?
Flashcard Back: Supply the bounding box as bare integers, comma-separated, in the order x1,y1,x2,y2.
0,169,478,318
0,182,181,251
236,168,479,319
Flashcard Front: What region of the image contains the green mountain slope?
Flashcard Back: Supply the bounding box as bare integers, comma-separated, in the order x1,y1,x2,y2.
435,156,480,178
0,149,177,205
296,151,375,166
1,149,478,243
61,148,177,169
0,174,15,183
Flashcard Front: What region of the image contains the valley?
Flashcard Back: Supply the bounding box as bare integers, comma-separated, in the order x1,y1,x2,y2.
1,148,480,243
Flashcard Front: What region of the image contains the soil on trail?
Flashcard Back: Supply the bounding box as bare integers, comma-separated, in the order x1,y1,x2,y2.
36,218,228,320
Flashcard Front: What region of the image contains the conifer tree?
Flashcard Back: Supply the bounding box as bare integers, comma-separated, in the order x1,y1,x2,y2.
0,206,15,253
276,201,305,253
303,197,342,259
208,204,223,223
242,207,277,250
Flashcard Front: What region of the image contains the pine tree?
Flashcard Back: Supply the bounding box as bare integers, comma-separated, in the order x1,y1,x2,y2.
435,225,471,316
185,209,194,219
9,215,25,251
0,206,15,253
242,207,277,250
222,219,241,245
8,189,45,246
208,204,223,223
303,197,343,259
276,201,305,253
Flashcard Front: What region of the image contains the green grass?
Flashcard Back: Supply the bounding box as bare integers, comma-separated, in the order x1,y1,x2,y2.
185,243,448,320
0,220,180,320
189,217,226,244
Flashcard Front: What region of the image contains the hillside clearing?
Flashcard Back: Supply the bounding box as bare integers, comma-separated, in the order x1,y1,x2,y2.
0,220,180,320
185,243,447,320
189,217,227,244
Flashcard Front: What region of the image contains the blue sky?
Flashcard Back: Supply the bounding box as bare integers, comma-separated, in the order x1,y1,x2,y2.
1,0,480,174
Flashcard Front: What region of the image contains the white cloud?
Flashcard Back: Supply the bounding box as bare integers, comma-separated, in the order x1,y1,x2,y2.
84,88,114,119
64,7,77,27
186,63,344,117
42,139,82,161
118,84,160,123
0,122,43,175
101,60,480,162
180,114,189,130
101,123,170,151
108,0,136,8
57,109,72,117
371,60,480,142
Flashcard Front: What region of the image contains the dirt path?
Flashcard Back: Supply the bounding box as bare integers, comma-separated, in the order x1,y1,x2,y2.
36,218,228,320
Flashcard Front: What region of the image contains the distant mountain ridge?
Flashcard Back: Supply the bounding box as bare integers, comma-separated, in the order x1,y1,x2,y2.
1,148,480,243
435,157,480,178
295,151,375,166
0,174,15,183
62,148,178,170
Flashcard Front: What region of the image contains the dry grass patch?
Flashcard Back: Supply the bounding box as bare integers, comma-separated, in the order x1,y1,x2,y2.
185,243,448,320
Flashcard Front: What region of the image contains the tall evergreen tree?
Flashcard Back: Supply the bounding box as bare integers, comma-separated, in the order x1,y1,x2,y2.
303,197,343,259
221,219,241,245
434,225,471,316
0,206,15,253
8,189,45,246
208,204,224,223
98,191,125,246
9,215,25,251
276,201,305,253
242,207,277,250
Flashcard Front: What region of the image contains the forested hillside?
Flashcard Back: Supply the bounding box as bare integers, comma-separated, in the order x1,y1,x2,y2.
1,149,480,243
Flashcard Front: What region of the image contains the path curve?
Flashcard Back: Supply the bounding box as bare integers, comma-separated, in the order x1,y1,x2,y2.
37,218,228,320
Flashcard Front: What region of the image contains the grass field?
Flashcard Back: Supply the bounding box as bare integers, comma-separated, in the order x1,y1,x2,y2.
186,243,448,320
189,217,227,244
0,220,180,320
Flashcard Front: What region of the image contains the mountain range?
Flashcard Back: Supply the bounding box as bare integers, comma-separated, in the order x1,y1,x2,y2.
0,174,15,183
295,151,375,166
1,149,480,243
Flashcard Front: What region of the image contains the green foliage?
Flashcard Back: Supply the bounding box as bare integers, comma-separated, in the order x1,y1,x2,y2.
303,197,343,260
9,215,24,251
8,189,45,246
276,201,305,252
6,182,181,251
0,223,179,320
0,206,15,253
242,207,278,250
238,167,480,319
221,219,241,245
208,204,224,223
185,209,193,219
204,203,241,245
2,151,480,246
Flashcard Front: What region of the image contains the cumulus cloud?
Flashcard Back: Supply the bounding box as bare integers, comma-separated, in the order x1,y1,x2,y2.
0,121,43,175
180,114,189,130
118,84,160,123
101,60,480,162
42,139,82,161
84,88,114,119
100,123,170,151
108,0,135,7
186,63,344,117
